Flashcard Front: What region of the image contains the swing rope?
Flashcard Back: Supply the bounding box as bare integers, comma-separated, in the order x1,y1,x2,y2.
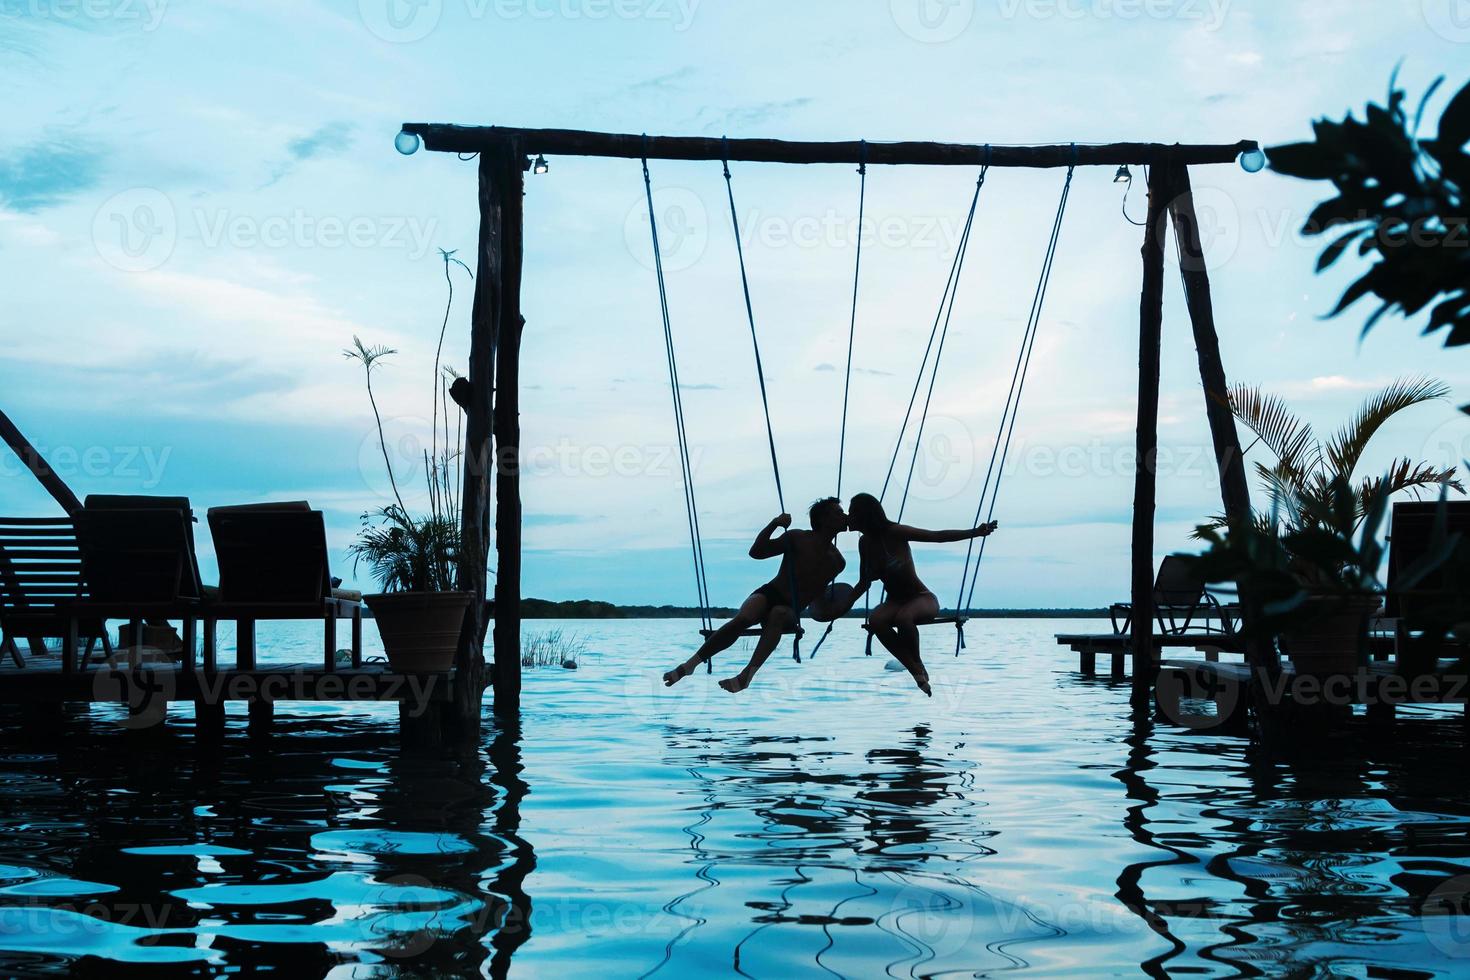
879,153,990,503
837,141,866,501
863,160,989,656
952,161,1076,655
642,148,714,642
722,140,803,661
810,143,867,660
895,166,988,522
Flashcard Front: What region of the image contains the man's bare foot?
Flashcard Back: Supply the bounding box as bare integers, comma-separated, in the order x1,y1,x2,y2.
718,675,750,694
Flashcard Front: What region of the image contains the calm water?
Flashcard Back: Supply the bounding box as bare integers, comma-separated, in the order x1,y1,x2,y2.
2,618,1469,977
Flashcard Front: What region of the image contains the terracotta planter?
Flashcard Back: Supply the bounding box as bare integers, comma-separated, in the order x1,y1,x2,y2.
364,591,473,672
1281,594,1380,677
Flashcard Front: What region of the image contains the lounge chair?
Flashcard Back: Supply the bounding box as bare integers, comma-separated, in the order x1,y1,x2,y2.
0,516,112,668
1383,500,1470,664
206,502,363,671
1109,555,1237,637
66,503,204,672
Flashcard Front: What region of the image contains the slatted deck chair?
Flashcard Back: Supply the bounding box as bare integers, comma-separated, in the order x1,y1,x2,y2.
0,517,111,668
1109,555,1238,637
206,502,363,672
67,504,204,672
1383,500,1470,662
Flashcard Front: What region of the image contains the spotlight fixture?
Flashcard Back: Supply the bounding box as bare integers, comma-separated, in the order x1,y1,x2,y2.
1113,165,1131,184
532,154,550,175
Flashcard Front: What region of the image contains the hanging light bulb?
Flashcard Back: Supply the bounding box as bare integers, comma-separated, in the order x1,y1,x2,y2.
532,154,550,175
1239,146,1267,173
394,130,421,155
1113,165,1131,184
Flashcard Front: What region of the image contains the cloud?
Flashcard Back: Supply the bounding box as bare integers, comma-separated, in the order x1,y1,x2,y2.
698,98,814,132
262,121,355,188
0,134,106,212
1275,375,1385,398
626,68,697,94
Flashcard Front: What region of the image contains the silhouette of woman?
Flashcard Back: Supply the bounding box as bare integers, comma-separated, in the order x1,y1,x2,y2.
833,493,996,696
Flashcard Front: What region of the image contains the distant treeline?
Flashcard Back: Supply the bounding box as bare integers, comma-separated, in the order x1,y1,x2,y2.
516,598,1106,619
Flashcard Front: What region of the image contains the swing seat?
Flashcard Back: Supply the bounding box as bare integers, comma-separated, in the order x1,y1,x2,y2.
700,626,806,639
861,615,966,631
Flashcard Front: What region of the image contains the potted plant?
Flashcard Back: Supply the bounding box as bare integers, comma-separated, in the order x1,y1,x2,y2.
1190,478,1389,678
1192,376,1461,676
344,251,476,672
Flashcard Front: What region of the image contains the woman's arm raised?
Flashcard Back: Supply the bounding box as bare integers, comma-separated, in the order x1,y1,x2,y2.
894,521,999,544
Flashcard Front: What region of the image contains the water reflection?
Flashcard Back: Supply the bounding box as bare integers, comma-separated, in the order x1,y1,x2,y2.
0,706,535,977
4,619,1470,976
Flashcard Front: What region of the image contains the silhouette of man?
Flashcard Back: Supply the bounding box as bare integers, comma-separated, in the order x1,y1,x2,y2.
664,497,848,693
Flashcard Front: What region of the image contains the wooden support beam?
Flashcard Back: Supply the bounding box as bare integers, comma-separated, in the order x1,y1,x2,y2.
404,124,1256,170
0,408,82,514
492,169,526,721
1131,163,1171,709
1165,163,1275,678
458,143,525,727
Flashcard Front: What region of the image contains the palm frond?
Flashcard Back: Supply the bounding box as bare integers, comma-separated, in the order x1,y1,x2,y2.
1229,384,1318,473
1356,459,1464,517
1323,375,1451,478
344,335,396,370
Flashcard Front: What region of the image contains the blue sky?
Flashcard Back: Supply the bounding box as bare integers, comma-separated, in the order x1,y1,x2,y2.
2,0,1468,606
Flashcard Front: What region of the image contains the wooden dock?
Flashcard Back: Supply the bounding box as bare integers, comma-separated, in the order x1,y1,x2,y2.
1056,632,1245,678
0,654,455,738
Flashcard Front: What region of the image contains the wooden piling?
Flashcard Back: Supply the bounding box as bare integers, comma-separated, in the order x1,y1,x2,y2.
459,143,525,730
1130,163,1170,709
1165,163,1270,677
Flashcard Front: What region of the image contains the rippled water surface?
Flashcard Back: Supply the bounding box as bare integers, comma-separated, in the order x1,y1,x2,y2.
2,618,1469,977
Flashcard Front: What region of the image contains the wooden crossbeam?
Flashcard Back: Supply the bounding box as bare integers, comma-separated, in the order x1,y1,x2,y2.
402,124,1257,169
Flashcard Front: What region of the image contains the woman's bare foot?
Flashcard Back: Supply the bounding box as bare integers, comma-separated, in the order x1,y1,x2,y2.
914,672,932,697
718,674,750,694
663,664,692,687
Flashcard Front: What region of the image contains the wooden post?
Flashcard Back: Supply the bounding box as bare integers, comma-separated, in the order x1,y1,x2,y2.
1131,163,1171,709
492,201,526,721
459,142,524,729
1165,164,1272,674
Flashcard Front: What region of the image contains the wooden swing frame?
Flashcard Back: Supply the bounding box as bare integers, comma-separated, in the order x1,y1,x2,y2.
399,122,1265,723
